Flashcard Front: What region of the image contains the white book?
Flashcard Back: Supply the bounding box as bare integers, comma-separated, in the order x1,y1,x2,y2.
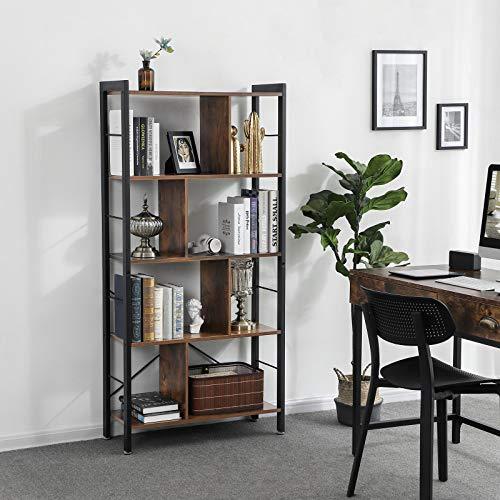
268,190,279,252
153,122,160,175
109,110,133,176
164,283,184,339
258,190,269,253
227,196,251,254
153,286,163,341
156,284,173,339
218,202,244,254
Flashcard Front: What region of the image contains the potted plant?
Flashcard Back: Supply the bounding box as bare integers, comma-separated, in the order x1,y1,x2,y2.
289,152,409,423
138,36,174,91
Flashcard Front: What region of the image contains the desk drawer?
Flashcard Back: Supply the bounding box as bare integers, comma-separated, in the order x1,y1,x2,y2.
439,293,500,344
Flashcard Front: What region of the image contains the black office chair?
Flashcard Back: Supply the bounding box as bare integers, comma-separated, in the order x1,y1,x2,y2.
347,288,500,500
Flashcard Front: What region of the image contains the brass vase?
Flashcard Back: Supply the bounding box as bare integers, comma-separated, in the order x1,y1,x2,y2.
130,196,163,258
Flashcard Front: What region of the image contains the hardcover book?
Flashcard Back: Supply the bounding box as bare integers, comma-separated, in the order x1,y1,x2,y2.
227,196,251,254
137,274,155,342
153,122,160,175
241,189,258,253
146,117,154,175
133,117,140,175
257,190,269,253
268,190,279,252
164,283,184,339
119,391,179,414
218,202,244,254
138,117,149,175
157,284,173,340
114,274,142,342
153,286,163,341
109,109,134,176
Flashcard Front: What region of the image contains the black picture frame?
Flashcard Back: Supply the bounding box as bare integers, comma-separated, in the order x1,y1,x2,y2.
372,50,427,130
436,103,468,150
166,131,201,174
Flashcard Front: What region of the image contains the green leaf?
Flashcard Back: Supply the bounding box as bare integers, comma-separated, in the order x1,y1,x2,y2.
288,223,320,239
369,240,383,263
364,154,392,178
325,200,354,226
359,221,390,238
335,152,367,175
321,228,341,250
335,260,350,277
368,242,409,268
362,187,407,214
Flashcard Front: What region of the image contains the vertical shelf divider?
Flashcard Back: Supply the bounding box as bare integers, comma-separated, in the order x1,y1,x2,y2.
159,344,189,418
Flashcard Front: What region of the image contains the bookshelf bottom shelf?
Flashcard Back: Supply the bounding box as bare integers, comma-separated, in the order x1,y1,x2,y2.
111,402,280,430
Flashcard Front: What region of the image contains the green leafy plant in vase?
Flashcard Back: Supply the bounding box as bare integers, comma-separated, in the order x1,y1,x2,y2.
289,151,409,424
289,152,409,275
138,36,174,91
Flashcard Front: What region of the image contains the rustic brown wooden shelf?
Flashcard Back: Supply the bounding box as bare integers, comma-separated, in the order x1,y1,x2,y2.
111,402,280,430
110,252,281,264
111,324,281,347
110,173,281,181
108,90,282,97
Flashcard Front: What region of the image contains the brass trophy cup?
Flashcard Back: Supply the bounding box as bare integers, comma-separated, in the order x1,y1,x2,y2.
231,259,256,332
130,195,164,258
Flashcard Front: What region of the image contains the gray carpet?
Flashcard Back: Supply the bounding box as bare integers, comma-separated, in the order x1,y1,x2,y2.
0,396,498,499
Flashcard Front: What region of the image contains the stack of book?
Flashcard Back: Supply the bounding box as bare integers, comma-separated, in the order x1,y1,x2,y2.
218,189,279,255
109,110,161,176
114,274,184,342
119,392,181,424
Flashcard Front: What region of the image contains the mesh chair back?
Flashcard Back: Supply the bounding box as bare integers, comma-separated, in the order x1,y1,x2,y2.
362,287,456,346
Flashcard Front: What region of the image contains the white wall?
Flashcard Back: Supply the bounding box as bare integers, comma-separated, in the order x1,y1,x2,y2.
1,0,499,450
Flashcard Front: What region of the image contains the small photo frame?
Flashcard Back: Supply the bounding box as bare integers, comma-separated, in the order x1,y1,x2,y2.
372,50,427,130
166,131,201,174
436,103,468,150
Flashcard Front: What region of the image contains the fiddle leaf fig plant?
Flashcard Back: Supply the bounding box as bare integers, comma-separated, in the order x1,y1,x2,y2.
289,152,409,276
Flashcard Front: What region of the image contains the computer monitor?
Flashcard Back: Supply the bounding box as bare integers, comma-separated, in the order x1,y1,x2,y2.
479,164,500,259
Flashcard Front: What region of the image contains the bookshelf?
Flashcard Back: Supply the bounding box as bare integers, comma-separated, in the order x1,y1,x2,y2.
100,80,286,454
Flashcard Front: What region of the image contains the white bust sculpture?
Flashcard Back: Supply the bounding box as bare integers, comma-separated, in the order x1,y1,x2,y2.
186,298,204,334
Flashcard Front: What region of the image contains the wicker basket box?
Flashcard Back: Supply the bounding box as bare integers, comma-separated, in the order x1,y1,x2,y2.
188,362,264,415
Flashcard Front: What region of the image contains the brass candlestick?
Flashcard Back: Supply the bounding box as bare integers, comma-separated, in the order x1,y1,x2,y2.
231,259,256,332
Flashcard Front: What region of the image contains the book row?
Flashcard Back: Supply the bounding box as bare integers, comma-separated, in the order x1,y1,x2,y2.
218,189,279,254
114,274,183,342
109,110,161,176
119,392,181,424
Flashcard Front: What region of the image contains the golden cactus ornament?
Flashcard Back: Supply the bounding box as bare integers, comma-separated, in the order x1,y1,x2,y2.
242,112,265,174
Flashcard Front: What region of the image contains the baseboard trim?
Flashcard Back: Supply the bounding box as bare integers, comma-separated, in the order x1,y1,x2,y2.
0,389,419,453
0,424,103,453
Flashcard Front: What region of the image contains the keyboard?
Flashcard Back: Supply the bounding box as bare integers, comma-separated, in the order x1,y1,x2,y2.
436,276,497,291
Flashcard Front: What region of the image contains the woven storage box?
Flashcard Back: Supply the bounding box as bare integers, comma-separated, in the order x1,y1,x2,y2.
189,362,264,415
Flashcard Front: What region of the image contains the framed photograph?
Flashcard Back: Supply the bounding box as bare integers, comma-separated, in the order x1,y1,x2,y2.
166,131,201,174
436,103,468,150
372,50,427,130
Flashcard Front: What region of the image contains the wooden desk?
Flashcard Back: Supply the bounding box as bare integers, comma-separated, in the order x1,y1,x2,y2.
349,265,500,454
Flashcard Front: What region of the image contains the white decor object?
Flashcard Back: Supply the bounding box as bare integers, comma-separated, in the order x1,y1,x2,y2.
186,298,204,334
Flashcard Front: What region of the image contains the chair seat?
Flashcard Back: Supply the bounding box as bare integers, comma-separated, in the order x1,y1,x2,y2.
380,356,494,391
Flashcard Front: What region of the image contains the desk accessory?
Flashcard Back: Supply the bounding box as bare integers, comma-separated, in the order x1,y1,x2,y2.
388,268,461,280
130,196,164,258
449,250,481,271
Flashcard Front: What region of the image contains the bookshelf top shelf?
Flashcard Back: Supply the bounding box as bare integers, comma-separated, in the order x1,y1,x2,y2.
110,173,282,181
108,90,282,97
110,252,281,265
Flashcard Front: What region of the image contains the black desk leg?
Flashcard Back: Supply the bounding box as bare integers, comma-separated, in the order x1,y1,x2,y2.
452,336,462,444
351,304,363,455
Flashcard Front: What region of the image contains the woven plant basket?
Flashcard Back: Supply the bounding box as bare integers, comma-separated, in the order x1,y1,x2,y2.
334,364,382,406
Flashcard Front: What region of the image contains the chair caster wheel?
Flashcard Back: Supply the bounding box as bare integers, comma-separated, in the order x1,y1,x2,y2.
123,450,132,455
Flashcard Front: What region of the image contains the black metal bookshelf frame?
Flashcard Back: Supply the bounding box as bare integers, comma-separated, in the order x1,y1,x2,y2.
99,80,286,454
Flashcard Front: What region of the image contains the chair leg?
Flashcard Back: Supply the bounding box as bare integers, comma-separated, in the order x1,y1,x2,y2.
347,380,377,497
436,399,448,482
420,390,434,500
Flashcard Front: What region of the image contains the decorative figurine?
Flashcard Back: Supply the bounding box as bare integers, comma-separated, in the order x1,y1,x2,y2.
243,112,265,174
129,195,164,258
186,298,204,334
231,259,256,332
230,125,242,174
188,234,222,255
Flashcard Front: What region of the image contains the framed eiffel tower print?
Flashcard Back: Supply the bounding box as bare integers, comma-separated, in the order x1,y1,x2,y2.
372,50,427,130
